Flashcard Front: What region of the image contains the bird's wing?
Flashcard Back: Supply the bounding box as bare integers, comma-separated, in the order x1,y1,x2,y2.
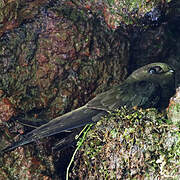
87,80,161,110
1,81,161,153
1,106,106,153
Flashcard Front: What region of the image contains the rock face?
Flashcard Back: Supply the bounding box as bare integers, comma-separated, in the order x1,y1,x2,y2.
0,3,129,123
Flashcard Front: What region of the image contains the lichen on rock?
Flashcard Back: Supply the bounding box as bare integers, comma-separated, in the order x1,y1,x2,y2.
167,87,180,126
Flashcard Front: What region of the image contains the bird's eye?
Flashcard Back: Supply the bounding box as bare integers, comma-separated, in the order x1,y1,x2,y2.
148,66,163,74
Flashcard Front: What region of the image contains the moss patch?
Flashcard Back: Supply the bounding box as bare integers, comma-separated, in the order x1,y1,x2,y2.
70,107,180,179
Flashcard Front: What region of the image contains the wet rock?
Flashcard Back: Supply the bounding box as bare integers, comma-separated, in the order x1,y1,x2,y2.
0,0,48,37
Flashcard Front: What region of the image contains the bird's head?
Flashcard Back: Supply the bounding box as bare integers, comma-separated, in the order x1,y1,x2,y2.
126,62,175,107
127,62,175,84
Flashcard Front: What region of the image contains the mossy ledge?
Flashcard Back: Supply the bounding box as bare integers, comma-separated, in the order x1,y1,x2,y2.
70,107,179,179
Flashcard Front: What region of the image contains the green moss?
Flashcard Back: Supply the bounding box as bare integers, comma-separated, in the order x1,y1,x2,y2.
70,107,180,179
53,6,89,24
104,0,170,26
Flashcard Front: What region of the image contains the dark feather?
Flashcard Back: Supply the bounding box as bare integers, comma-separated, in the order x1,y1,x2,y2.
87,80,161,110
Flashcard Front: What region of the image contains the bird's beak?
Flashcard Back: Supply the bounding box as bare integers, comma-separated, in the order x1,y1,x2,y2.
167,68,175,75
165,69,175,77
169,69,174,73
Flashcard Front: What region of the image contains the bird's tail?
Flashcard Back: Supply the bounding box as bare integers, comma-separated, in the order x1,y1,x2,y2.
1,106,106,153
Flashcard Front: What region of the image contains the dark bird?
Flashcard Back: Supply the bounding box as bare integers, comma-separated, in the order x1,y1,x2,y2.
1,62,175,152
